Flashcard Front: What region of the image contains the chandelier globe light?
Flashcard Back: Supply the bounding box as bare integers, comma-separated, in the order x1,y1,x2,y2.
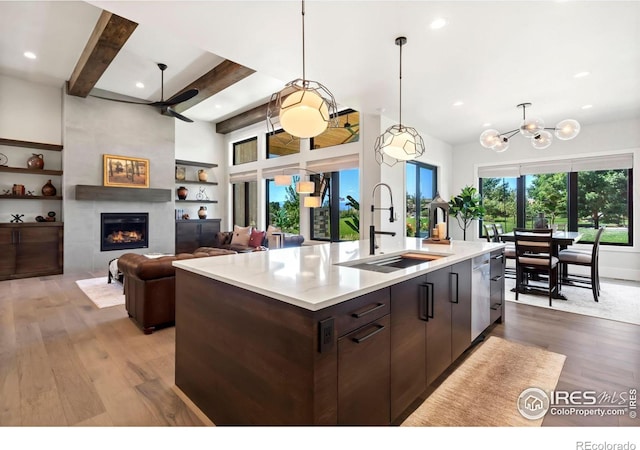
266,0,338,139
375,36,425,166
479,103,580,153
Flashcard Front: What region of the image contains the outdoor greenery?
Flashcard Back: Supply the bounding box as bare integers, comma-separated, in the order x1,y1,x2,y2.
481,169,630,244
406,193,430,236
269,185,300,234
449,185,485,240
343,195,360,238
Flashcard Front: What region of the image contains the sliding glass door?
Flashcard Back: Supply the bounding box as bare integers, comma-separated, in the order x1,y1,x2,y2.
406,162,437,237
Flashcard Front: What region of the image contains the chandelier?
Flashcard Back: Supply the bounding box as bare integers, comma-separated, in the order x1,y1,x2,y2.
375,36,425,166
266,0,338,139
480,103,580,152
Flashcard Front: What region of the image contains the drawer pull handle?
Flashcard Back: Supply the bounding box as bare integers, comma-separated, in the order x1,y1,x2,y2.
491,254,504,261
491,275,503,282
352,324,385,344
351,303,385,318
490,303,502,310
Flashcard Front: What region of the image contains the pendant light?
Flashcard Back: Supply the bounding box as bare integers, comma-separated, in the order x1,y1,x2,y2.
266,0,338,139
480,103,580,152
375,36,425,166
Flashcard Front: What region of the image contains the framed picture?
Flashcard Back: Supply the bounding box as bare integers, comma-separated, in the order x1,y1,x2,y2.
103,154,149,188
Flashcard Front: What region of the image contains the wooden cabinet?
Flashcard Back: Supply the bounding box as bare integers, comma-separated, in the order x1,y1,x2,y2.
390,261,472,419
450,260,472,361
338,314,390,425
175,219,221,253
0,223,63,280
490,250,505,324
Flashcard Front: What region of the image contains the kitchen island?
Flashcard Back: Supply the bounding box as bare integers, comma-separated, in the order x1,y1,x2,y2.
173,237,505,425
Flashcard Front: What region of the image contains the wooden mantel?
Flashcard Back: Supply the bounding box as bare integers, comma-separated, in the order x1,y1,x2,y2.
75,185,172,202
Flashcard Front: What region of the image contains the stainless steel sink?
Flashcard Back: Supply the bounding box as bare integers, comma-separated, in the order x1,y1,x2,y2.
338,251,449,273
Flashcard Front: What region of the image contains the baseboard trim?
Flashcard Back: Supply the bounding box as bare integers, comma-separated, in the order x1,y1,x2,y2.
172,385,215,426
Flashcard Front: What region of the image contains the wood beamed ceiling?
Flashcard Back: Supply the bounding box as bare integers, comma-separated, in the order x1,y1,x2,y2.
66,8,256,118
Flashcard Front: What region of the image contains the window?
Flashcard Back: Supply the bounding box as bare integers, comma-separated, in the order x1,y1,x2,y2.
266,130,300,159
480,167,633,245
406,161,437,237
310,168,360,242
266,178,300,234
480,177,517,234
232,181,257,227
311,109,360,150
233,137,257,165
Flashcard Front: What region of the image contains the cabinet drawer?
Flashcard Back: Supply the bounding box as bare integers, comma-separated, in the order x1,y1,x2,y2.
328,288,390,337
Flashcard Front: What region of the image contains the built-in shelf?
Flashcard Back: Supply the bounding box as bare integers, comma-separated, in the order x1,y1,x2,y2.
2,195,62,200
0,166,63,176
175,200,218,204
0,138,63,152
0,221,63,227
175,159,218,168
174,179,219,186
75,185,172,202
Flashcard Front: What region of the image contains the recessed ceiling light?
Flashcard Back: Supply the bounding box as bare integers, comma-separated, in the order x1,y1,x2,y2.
581,104,593,110
574,71,591,78
453,101,464,107
23,51,36,60
482,123,492,127
430,17,448,30
135,82,144,89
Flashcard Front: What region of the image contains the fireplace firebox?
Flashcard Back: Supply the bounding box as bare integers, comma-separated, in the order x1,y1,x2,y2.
101,213,148,251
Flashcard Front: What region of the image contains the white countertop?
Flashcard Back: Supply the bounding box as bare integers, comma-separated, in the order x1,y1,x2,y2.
173,237,505,311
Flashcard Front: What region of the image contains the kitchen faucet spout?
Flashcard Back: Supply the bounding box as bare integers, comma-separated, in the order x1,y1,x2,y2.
370,182,396,255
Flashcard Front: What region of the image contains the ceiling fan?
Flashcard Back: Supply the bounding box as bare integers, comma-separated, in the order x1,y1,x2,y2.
90,63,198,122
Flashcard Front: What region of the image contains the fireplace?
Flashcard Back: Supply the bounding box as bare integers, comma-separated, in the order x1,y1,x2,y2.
101,213,148,251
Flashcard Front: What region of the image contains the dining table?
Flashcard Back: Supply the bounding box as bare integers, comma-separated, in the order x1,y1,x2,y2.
499,230,583,300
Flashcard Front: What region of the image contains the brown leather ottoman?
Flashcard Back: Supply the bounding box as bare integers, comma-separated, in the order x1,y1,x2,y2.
118,247,236,334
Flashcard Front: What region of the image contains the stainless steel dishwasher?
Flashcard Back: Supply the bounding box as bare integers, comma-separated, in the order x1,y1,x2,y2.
471,253,491,340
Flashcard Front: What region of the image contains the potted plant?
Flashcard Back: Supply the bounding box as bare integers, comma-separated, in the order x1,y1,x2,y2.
449,185,485,241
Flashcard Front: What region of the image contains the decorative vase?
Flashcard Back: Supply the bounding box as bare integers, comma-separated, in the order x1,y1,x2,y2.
175,166,186,181
534,212,549,229
198,169,208,182
27,153,44,170
177,186,188,200
198,206,207,219
12,184,25,196
42,179,57,196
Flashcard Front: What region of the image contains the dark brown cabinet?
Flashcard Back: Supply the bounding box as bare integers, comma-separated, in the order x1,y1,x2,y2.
338,314,390,425
390,261,472,419
0,223,63,280
175,219,221,253
490,250,505,324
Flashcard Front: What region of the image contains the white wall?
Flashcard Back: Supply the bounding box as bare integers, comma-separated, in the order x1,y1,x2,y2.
452,118,640,281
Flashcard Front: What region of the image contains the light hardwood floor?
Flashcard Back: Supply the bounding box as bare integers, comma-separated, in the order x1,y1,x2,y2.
0,272,638,426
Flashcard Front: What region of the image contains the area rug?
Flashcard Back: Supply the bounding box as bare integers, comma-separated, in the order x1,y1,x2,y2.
505,278,640,325
402,336,566,427
75,277,125,309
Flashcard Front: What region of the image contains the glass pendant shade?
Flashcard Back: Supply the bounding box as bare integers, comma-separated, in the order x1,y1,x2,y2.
480,129,500,149
296,180,315,194
532,130,553,149
520,117,544,137
492,137,510,152
280,89,330,138
554,119,580,140
303,196,322,208
274,174,292,186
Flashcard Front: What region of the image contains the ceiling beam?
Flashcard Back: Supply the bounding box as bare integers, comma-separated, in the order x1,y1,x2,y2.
173,60,256,113
215,102,270,135
67,11,138,98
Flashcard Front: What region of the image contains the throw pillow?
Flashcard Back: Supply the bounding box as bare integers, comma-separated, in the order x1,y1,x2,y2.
248,229,266,248
214,231,227,247
223,232,233,245
231,225,252,246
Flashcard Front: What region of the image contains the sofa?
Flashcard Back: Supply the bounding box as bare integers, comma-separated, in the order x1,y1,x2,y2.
211,225,304,253
117,247,236,334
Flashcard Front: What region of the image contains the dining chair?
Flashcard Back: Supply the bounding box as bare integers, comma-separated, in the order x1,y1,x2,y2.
493,223,516,278
513,228,559,306
483,223,496,242
558,227,604,302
